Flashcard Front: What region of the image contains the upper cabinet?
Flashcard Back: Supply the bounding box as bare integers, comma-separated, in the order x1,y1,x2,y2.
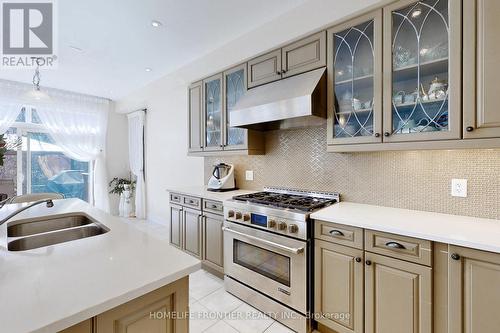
382,0,461,142
188,64,264,156
203,74,224,151
327,10,383,145
248,32,326,88
188,81,203,153
463,0,500,139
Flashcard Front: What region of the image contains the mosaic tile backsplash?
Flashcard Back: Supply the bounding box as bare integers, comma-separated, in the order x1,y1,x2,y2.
205,125,500,220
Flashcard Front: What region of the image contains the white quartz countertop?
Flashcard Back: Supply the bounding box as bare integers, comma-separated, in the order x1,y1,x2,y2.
0,199,201,333
167,185,257,202
311,202,500,254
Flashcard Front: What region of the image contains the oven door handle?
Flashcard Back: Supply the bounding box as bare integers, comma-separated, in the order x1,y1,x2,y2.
222,227,305,255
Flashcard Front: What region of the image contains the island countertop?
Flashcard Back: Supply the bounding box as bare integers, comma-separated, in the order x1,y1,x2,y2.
0,198,201,333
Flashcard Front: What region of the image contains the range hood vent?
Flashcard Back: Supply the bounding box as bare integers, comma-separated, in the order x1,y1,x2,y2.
229,67,327,130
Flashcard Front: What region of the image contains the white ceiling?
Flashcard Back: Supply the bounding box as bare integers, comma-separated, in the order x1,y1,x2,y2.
0,0,306,99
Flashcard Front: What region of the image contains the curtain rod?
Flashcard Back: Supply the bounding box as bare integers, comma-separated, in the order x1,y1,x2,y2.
126,108,147,115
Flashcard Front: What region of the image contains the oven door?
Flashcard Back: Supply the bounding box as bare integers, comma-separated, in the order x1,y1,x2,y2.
223,221,307,314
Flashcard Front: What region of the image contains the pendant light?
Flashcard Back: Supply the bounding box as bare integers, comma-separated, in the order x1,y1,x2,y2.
24,57,51,104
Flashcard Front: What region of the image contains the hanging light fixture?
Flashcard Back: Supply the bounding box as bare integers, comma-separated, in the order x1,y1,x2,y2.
24,57,51,104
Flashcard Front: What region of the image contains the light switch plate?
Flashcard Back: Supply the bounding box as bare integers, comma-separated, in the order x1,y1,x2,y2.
451,179,467,197
245,170,254,181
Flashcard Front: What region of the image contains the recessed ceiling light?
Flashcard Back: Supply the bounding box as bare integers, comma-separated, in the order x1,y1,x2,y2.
151,20,163,28
145,68,152,72
68,45,84,53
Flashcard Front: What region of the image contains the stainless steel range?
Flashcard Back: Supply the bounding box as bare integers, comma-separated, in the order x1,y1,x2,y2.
223,187,339,333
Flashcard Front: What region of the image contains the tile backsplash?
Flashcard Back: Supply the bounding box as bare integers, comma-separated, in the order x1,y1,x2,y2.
205,125,500,220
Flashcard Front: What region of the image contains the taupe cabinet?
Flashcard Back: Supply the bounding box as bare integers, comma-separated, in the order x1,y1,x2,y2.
248,31,326,88
315,221,432,333
187,64,264,156
169,193,224,273
188,81,203,153
59,277,189,333
448,245,500,333
169,193,202,259
463,0,500,139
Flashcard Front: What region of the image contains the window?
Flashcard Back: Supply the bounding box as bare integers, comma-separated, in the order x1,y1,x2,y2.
1,108,90,201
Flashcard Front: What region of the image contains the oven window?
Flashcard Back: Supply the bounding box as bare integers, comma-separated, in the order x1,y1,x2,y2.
233,239,291,287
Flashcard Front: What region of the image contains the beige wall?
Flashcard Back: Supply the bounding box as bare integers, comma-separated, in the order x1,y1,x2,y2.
116,0,380,223
205,126,500,220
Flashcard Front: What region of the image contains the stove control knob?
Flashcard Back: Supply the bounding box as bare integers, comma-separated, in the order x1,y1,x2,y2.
288,224,299,233
268,220,276,228
235,212,242,220
228,210,235,218
278,222,287,231
243,214,250,221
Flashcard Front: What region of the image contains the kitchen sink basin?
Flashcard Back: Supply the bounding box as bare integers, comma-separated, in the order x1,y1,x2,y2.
7,214,95,237
8,224,109,251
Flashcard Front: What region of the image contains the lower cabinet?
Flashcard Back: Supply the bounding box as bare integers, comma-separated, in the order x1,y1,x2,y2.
315,240,364,333
202,212,224,273
60,277,189,333
364,253,432,333
169,204,183,249
448,245,500,333
183,207,202,259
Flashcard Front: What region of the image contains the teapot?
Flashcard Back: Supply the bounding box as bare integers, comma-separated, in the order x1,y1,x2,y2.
428,76,447,95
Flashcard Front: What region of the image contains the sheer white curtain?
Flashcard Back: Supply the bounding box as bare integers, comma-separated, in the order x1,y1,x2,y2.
0,81,25,133
0,79,111,212
127,110,146,219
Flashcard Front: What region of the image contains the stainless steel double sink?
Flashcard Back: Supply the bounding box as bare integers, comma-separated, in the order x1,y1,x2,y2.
6,214,109,251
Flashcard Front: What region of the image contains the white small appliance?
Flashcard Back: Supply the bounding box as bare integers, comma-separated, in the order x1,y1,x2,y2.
207,163,236,192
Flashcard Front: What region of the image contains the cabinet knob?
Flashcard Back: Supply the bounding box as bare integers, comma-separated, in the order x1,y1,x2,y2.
276,71,281,75
451,253,461,261
466,126,474,132
384,132,390,137
282,70,287,74
365,260,372,266
355,257,362,263
374,133,380,137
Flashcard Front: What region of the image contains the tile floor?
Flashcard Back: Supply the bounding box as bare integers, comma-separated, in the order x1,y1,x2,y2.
189,269,295,333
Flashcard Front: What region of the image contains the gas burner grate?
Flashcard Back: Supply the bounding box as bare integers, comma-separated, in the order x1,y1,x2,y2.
233,191,338,212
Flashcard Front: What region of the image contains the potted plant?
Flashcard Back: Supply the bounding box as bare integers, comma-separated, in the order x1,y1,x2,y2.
109,177,136,217
0,134,21,167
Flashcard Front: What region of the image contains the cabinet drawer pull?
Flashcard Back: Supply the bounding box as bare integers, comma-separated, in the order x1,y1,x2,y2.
466,126,474,132
385,241,406,250
211,204,219,209
329,229,344,237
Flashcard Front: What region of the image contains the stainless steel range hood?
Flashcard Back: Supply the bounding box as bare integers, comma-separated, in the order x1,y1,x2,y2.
230,67,327,130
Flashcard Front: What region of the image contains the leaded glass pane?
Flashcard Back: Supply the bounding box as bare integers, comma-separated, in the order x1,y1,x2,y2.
391,0,449,134
333,20,375,138
205,78,222,147
226,69,246,147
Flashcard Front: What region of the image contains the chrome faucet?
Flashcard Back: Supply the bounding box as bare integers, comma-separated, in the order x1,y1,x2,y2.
0,199,54,226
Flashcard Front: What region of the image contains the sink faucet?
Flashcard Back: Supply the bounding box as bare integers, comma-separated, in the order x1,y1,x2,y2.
0,199,54,226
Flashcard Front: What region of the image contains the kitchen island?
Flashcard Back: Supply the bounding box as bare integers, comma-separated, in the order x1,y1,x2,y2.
0,198,200,333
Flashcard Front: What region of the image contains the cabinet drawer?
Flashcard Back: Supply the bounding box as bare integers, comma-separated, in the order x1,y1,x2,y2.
315,220,363,250
365,230,432,266
203,199,223,215
170,192,182,203
182,195,201,209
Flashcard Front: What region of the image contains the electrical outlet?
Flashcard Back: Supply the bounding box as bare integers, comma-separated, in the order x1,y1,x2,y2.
245,170,254,181
451,179,467,197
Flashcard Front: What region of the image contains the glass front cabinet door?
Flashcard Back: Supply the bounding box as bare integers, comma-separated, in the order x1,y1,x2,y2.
327,10,383,145
383,0,461,142
203,73,223,151
224,64,248,150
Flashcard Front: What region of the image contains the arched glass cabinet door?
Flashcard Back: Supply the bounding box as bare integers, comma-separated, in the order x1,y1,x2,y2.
382,0,461,142
203,73,223,151
224,64,248,151
327,10,383,145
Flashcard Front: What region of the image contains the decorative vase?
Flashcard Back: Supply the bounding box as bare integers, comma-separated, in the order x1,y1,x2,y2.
118,192,126,217
123,185,134,217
